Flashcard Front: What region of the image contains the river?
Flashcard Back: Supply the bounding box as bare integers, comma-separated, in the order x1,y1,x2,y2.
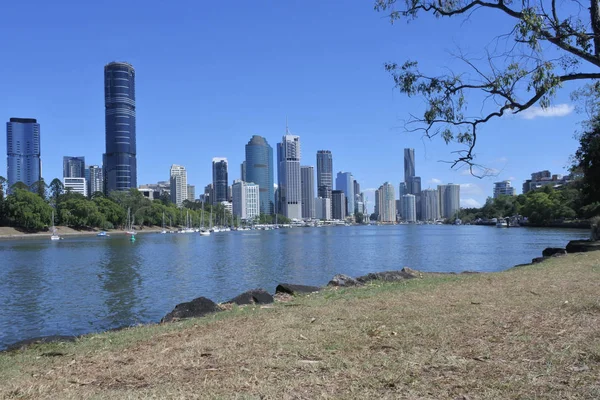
0,225,588,349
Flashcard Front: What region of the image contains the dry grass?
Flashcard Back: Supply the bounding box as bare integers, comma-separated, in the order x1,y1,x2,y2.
2,253,600,399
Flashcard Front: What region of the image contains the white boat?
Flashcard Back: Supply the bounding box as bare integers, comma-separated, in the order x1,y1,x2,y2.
199,199,211,236
97,231,109,237
50,211,61,241
496,219,508,228
125,208,135,235
161,212,167,234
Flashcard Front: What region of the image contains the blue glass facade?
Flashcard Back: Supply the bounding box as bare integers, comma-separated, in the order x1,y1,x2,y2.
63,156,85,178
103,62,136,193
212,158,229,203
245,135,274,214
336,172,354,216
6,118,41,191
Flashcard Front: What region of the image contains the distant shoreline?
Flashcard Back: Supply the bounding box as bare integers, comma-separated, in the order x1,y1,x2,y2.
0,226,165,241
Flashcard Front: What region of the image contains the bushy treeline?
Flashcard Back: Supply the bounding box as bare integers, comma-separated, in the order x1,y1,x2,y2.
458,184,597,224
0,177,235,232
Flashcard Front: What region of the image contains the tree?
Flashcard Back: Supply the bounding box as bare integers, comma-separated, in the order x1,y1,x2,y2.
94,197,126,229
11,182,30,192
49,178,64,204
375,0,600,172
30,178,48,200
59,197,103,228
4,189,53,231
573,116,600,203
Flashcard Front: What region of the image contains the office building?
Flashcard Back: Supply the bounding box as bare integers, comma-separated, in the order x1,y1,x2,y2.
6,118,41,191
212,158,228,204
63,177,88,197
336,172,354,216
404,148,415,183
86,165,104,195
301,166,315,219
438,183,460,219
315,197,331,220
240,161,246,181
245,135,274,214
523,170,575,193
407,176,422,220
316,150,333,199
103,61,137,193
187,184,196,202
277,134,302,220
63,156,85,178
493,180,516,198
402,194,417,223
170,164,188,207
421,189,440,221
232,180,260,221
204,183,214,205
377,182,396,223
332,190,346,220
397,182,407,218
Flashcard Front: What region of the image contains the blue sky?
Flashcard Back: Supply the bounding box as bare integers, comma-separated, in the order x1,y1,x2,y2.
0,0,585,208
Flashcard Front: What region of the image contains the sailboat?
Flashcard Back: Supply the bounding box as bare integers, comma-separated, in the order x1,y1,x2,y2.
125,208,135,235
199,200,210,236
161,211,167,234
50,211,61,241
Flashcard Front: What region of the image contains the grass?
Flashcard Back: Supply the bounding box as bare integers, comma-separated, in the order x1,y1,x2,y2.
1,253,600,399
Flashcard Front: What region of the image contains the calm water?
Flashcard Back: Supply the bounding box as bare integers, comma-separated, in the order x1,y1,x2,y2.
0,225,588,349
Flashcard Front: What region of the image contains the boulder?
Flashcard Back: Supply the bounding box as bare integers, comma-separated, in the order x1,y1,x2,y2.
327,274,362,287
3,335,76,352
542,247,567,257
531,257,548,264
161,296,220,323
275,283,322,295
566,240,600,253
226,288,274,305
356,268,418,283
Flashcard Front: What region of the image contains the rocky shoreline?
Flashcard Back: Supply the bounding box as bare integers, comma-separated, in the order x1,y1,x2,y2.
4,238,598,352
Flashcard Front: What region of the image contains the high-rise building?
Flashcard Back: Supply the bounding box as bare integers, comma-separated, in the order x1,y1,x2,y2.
204,184,214,205
332,190,346,220
353,180,360,201
63,177,88,197
301,166,315,219
402,194,417,223
493,180,516,198
86,165,104,195
63,156,85,178
316,150,333,199
315,197,331,220
212,158,228,204
6,118,41,191
404,148,415,183
421,189,440,221
277,134,302,220
240,161,246,182
407,176,422,219
245,135,274,214
187,184,196,202
103,61,136,193
377,182,396,223
438,184,460,219
398,182,407,218
232,180,260,221
169,164,188,207
336,172,354,216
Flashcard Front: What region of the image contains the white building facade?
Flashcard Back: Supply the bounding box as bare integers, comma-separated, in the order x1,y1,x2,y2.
63,177,88,197
276,134,302,220
315,197,331,220
232,180,259,221
170,164,188,207
402,194,416,223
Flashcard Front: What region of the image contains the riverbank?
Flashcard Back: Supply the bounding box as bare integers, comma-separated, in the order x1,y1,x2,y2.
1,252,598,399
0,226,165,240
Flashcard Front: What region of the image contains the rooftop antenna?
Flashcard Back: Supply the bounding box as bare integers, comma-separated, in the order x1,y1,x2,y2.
285,116,289,135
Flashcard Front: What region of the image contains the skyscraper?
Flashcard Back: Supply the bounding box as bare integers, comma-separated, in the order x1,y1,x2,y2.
301,166,315,219
277,134,302,220
402,194,417,223
398,182,407,218
316,150,333,199
421,189,440,221
332,190,346,220
232,179,260,221
407,176,422,220
170,164,188,207
103,61,136,193
336,172,355,216
86,165,104,195
438,183,460,219
63,156,85,178
377,182,396,223
212,158,229,204
6,118,41,191
315,197,331,220
240,161,246,182
187,185,196,202
404,148,415,183
245,135,274,214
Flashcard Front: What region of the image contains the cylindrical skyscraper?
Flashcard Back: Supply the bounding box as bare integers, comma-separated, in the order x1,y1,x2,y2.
103,61,136,193
245,135,274,215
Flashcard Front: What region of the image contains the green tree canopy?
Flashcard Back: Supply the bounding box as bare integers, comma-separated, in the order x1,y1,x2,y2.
4,188,53,231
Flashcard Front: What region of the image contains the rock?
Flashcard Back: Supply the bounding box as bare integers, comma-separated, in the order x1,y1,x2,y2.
327,274,362,287
460,270,480,274
161,296,221,323
542,247,567,257
566,240,600,253
226,288,273,305
275,283,322,295
356,268,418,283
3,335,76,352
531,257,548,264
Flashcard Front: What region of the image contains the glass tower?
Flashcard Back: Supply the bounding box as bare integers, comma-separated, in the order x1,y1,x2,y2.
245,135,274,214
316,150,333,199
212,158,229,203
103,61,136,193
6,118,41,191
63,156,85,178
